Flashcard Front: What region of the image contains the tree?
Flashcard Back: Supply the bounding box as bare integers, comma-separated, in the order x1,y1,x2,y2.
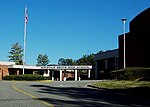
66,58,74,65
58,58,76,65
36,54,50,66
87,53,95,65
76,54,94,65
8,42,23,65
97,50,104,54
58,58,66,65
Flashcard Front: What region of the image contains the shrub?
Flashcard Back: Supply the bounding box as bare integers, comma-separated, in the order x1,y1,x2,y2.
3,74,50,81
110,67,150,81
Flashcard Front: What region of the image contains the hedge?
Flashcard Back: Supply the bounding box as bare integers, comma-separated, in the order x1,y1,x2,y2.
3,74,50,81
110,67,150,81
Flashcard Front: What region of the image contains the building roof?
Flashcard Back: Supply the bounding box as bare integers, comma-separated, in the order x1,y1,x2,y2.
94,49,119,61
130,7,150,32
0,61,15,66
0,61,92,70
8,65,92,70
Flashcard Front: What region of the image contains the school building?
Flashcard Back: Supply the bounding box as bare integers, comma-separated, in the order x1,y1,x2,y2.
1,8,150,80
0,61,92,81
94,7,150,79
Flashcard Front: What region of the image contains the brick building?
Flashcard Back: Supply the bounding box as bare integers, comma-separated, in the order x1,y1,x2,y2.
95,7,150,79
119,7,150,68
0,61,15,80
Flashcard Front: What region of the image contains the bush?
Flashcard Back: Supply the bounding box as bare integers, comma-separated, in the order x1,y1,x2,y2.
3,74,50,81
110,67,150,81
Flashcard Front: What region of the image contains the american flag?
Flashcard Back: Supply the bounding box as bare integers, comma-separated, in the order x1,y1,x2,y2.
25,6,28,23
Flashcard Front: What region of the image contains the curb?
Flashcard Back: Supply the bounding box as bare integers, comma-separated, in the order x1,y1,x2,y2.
87,84,150,106
87,84,111,91
87,84,99,88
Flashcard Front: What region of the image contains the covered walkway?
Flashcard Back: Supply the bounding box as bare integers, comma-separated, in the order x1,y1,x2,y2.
8,65,92,81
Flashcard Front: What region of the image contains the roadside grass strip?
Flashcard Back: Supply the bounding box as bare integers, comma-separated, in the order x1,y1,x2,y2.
91,80,150,100
12,82,54,107
92,80,150,89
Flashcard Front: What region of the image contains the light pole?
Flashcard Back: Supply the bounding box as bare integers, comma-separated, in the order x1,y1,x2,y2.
121,18,127,68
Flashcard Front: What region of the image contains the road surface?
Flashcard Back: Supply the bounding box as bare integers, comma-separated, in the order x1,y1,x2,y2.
0,80,149,107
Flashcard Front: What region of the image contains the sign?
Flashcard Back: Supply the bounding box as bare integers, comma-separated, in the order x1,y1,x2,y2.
41,66,92,70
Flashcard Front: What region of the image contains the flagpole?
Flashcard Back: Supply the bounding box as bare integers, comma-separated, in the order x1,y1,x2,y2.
23,6,27,74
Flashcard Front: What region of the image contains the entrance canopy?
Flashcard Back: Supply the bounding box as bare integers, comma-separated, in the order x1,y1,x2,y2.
41,65,92,70
8,65,92,81
8,65,92,70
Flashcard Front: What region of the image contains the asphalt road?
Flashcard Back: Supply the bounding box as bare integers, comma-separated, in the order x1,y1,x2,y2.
0,80,149,107
0,81,48,107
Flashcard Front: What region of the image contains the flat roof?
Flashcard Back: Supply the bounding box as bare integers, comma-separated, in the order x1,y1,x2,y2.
94,49,119,61
0,61,15,65
8,65,92,70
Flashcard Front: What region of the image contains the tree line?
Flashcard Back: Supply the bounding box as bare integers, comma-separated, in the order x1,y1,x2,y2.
58,54,94,66
8,42,103,66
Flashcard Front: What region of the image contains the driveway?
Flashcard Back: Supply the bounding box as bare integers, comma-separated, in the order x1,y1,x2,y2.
0,80,149,107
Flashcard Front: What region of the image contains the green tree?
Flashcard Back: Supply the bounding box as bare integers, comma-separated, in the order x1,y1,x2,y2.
58,58,77,65
58,54,94,66
36,54,50,66
8,42,23,65
97,50,104,54
87,54,95,65
58,58,66,65
66,58,74,65
76,54,94,65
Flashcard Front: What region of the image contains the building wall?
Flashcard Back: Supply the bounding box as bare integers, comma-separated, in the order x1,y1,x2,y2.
0,65,9,80
119,8,150,68
94,49,119,79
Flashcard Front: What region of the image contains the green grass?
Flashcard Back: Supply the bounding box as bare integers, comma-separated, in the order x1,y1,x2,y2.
92,80,150,99
92,80,150,89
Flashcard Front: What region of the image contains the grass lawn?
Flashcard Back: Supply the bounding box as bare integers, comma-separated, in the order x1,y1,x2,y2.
92,80,150,100
92,80,150,89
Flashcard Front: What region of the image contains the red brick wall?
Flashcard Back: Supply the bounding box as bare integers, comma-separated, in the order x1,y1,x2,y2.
0,65,9,80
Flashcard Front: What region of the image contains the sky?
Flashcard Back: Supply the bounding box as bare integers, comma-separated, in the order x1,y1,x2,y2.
0,0,149,65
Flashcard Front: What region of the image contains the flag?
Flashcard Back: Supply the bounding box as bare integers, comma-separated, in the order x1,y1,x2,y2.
25,6,28,23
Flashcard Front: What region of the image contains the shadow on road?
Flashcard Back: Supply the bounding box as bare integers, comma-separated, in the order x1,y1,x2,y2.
112,87,150,100
29,84,149,107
